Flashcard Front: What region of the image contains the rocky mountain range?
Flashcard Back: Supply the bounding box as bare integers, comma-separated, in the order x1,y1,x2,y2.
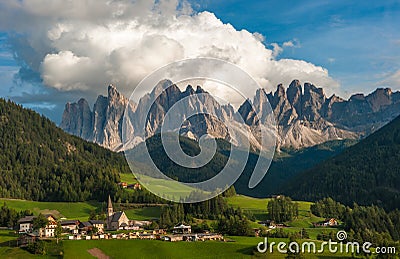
60,79,400,151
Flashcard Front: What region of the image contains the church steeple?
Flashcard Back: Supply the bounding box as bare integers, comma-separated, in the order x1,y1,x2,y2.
107,195,114,229
107,195,113,215
108,195,113,208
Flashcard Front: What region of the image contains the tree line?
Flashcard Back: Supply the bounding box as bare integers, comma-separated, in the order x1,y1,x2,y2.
311,197,400,247
0,98,161,203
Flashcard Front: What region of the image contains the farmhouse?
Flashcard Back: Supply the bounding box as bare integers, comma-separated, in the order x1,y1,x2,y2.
118,182,128,188
258,220,276,229
89,220,105,233
106,195,130,230
40,215,58,238
18,216,35,233
18,214,58,237
60,220,80,234
173,223,191,234
313,218,338,227
79,221,93,234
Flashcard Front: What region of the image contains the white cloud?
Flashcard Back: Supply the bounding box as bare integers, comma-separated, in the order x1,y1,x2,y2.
270,43,283,58
0,0,339,99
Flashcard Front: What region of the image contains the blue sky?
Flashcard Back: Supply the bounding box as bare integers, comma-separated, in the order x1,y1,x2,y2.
192,0,400,95
0,0,399,122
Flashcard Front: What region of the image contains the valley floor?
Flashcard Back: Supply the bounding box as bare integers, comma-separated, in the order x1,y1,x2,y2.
0,195,392,258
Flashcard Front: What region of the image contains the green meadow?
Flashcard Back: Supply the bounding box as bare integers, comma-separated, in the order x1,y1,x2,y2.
0,195,355,258
0,230,46,259
123,206,161,220
119,173,138,184
62,236,354,258
0,199,99,221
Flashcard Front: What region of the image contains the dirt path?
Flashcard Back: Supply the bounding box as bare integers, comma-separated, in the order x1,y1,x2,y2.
87,248,110,259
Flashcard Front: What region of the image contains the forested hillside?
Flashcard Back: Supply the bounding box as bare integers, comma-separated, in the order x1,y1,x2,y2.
141,133,354,197
283,115,400,210
0,99,130,202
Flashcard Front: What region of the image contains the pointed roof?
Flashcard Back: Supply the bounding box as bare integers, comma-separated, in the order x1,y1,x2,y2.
111,211,126,222
18,216,36,223
174,222,191,229
108,195,113,209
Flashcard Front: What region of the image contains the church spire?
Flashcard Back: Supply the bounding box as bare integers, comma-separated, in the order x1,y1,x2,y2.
108,195,113,209
107,195,114,229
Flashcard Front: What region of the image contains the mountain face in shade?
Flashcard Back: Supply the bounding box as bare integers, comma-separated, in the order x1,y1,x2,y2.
282,114,400,211
60,79,400,151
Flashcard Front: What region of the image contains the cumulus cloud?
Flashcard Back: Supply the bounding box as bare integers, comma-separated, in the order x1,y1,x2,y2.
0,0,340,101
282,39,300,48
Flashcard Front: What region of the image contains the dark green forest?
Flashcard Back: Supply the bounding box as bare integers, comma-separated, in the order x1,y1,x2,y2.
141,132,354,196
283,115,400,210
235,139,356,197
0,99,129,202
159,189,254,236
311,197,400,246
145,133,231,183
267,196,298,222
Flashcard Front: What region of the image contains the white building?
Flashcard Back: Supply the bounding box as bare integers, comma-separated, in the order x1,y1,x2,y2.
18,214,58,238
18,216,35,233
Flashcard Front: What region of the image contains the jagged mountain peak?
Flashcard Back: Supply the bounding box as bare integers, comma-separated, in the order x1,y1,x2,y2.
61,79,400,151
275,83,286,97
195,85,207,94
151,79,174,97
303,82,325,97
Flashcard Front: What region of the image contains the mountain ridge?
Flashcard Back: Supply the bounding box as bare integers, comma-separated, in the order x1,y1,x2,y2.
61,79,400,151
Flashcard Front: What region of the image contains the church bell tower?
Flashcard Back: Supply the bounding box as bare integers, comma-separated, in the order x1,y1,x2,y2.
107,195,113,228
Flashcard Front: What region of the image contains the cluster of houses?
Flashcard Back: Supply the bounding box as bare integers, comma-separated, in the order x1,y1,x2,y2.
17,196,151,237
65,225,223,242
118,182,142,190
258,218,338,230
18,214,58,237
16,195,223,244
258,220,287,229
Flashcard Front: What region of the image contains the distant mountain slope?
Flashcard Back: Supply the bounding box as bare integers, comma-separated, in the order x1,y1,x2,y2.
0,98,130,202
61,80,400,151
235,139,357,197
282,115,400,210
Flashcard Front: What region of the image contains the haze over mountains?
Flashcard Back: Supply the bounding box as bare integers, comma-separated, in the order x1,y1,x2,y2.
61,79,400,151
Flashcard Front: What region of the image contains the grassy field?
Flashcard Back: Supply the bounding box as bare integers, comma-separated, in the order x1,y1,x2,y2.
0,199,100,221
62,236,355,258
226,195,269,221
119,173,138,184
0,195,360,258
124,206,161,220
226,195,270,210
226,195,336,240
62,237,267,259
0,230,47,259
136,174,202,201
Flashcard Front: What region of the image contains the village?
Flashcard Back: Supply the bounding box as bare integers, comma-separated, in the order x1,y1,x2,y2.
15,195,340,247
16,195,224,246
